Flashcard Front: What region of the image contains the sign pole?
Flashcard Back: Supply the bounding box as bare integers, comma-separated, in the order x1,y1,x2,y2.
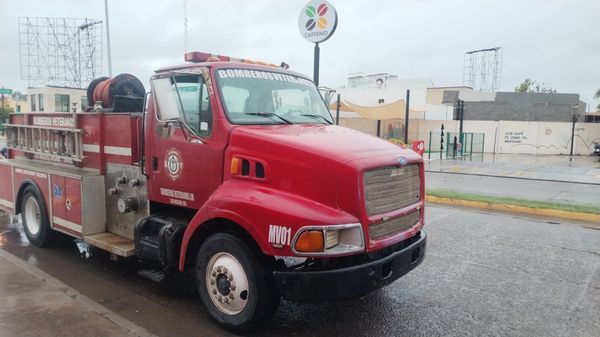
299,1,337,85
313,43,320,86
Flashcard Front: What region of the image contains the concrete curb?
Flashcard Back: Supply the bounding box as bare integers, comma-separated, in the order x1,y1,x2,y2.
425,170,600,186
425,195,600,224
0,248,158,337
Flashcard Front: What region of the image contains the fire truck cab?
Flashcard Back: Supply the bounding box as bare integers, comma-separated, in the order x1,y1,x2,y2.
0,52,426,332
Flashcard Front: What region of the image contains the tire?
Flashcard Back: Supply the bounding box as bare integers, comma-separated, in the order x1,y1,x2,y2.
196,233,279,333
21,185,52,247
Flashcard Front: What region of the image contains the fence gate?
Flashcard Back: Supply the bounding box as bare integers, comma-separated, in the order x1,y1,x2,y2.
426,131,485,160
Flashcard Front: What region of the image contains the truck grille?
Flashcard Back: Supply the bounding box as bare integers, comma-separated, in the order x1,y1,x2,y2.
369,210,420,240
363,165,420,216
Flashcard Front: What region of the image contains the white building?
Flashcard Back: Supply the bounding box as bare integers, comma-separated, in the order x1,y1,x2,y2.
27,86,88,113
338,74,450,120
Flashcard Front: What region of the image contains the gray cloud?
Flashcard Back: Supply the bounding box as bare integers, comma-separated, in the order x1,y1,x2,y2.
1,0,598,108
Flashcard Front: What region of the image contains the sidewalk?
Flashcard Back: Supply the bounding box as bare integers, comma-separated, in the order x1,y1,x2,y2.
426,154,600,185
0,247,155,337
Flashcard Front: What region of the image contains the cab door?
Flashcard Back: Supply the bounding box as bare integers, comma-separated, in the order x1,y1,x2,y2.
146,71,224,209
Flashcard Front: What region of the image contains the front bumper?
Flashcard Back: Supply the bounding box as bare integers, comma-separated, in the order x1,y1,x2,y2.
273,231,427,302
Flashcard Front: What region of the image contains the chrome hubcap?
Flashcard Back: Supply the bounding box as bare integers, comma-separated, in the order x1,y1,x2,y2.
206,252,249,315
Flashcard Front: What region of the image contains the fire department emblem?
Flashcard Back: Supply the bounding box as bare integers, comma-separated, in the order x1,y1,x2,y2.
164,149,183,181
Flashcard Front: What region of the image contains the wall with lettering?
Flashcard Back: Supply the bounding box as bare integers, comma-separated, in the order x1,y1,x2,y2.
407,119,600,155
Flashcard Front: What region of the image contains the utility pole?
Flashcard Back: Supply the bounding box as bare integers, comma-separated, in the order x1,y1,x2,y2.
335,93,340,125
104,0,113,76
454,99,465,156
404,89,410,144
569,113,577,157
458,100,464,136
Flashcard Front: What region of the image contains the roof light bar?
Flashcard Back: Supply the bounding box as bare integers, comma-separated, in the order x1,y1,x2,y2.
184,51,288,69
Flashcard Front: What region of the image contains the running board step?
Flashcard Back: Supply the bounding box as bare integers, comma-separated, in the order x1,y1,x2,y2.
138,269,168,284
84,232,135,257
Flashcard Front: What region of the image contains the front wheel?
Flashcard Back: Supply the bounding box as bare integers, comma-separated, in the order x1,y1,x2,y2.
196,233,279,333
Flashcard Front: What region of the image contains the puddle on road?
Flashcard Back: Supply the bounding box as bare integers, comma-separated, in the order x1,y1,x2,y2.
0,221,31,248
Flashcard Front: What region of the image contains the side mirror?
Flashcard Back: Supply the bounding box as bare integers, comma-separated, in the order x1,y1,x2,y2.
155,119,177,139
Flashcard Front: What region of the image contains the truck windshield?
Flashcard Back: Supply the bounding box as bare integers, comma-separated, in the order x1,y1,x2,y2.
215,68,333,125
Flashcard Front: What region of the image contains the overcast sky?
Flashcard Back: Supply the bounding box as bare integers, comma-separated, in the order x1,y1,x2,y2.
1,0,599,109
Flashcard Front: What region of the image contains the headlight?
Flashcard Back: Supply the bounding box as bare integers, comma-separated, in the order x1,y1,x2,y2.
324,230,340,249
292,224,364,257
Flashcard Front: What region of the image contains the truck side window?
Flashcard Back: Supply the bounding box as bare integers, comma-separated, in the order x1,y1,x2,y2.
153,75,213,137
153,78,180,120
174,75,212,137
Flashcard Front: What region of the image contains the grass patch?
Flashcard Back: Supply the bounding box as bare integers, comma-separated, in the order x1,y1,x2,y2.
426,189,600,215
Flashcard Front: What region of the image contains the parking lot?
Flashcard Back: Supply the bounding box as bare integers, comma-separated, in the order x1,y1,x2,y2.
1,205,598,337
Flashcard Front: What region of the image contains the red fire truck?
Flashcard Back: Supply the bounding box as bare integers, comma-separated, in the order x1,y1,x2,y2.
0,52,426,332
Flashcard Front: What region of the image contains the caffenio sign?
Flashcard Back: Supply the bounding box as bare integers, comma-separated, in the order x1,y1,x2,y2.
298,0,338,43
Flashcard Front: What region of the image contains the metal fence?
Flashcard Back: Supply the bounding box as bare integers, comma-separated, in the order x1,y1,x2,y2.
426,131,485,160
445,132,485,159
427,131,445,159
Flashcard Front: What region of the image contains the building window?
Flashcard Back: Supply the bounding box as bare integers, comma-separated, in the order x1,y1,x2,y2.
31,94,37,111
16,105,21,113
81,96,88,111
39,94,44,111
55,94,70,112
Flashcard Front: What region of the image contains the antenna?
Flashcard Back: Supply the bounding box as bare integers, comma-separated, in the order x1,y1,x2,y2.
19,17,103,88
462,47,502,92
183,0,188,53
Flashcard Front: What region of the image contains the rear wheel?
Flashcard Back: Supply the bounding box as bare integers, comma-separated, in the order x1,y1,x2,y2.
21,185,51,247
196,233,279,333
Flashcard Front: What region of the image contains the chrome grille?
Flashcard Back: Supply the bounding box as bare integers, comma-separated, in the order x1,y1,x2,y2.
369,210,420,240
363,165,420,216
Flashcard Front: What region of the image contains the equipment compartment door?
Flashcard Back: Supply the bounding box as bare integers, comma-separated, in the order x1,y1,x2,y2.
0,162,14,212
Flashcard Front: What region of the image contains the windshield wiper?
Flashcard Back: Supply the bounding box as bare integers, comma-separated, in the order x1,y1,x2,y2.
301,114,333,124
245,112,292,124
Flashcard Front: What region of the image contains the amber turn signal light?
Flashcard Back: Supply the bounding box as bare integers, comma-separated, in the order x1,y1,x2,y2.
294,230,324,252
230,157,239,174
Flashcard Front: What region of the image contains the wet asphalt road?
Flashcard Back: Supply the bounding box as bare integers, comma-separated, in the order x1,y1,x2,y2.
1,206,599,337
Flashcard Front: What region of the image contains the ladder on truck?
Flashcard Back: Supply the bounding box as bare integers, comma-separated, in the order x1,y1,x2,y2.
3,123,84,164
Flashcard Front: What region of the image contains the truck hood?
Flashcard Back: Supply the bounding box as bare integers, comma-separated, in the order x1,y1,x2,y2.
229,124,417,169
227,124,421,216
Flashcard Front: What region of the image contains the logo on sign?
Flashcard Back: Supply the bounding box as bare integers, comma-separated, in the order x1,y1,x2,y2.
164,149,183,181
305,3,329,31
298,0,338,43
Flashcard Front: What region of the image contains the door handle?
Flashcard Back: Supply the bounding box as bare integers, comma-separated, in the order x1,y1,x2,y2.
152,156,159,171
